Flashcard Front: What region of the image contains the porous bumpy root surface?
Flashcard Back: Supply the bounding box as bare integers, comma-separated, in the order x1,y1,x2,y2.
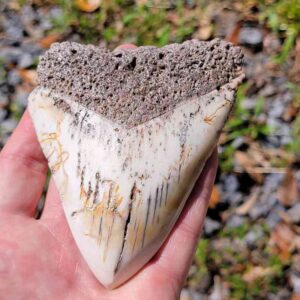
38,39,243,128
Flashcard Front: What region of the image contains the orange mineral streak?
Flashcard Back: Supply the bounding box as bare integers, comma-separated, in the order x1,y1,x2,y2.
39,124,69,173
204,99,231,125
76,176,126,256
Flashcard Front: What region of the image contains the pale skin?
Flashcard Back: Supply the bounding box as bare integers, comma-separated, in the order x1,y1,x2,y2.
0,44,218,300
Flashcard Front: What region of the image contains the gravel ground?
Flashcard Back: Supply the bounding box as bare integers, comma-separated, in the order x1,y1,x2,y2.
0,1,299,299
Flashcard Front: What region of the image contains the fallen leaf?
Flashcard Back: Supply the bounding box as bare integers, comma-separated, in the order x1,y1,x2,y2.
269,222,296,261
292,294,300,300
227,21,242,45
234,151,264,183
39,34,62,49
243,266,275,283
289,37,300,85
283,103,299,122
235,187,259,215
75,0,101,12
209,185,220,209
18,70,37,86
277,169,299,207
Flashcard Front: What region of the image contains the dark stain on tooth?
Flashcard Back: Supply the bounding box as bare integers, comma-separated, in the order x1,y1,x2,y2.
80,167,86,188
165,176,170,207
152,186,159,225
77,152,81,175
104,216,115,261
80,111,88,132
159,183,164,208
114,182,136,274
142,195,151,248
93,172,100,204
98,216,103,244
87,181,92,200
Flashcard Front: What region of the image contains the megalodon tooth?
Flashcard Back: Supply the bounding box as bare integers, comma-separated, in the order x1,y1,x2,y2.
28,39,244,288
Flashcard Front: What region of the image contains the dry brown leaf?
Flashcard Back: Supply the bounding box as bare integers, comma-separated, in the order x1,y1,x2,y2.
289,37,300,85
18,70,37,86
248,145,270,168
75,0,101,12
292,294,300,300
283,104,299,122
269,222,296,261
277,169,299,207
243,266,275,283
235,187,259,215
226,21,242,45
234,151,264,183
209,185,220,209
39,34,62,49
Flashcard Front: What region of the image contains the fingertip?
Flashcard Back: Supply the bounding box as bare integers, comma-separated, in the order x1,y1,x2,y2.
115,44,137,50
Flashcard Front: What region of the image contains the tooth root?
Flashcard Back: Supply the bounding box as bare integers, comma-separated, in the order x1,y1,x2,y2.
28,72,243,288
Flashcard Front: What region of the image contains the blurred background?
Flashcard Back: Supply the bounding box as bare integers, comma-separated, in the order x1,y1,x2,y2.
0,0,299,299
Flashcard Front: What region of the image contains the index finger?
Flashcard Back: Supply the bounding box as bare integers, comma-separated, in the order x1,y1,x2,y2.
0,110,48,216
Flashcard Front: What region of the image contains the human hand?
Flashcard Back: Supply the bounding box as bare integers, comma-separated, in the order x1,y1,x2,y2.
0,45,218,300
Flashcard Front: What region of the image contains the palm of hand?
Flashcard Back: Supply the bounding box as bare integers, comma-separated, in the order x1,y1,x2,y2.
0,90,217,300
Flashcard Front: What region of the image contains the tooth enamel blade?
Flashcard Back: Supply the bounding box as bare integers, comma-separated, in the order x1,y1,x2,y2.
28,39,244,288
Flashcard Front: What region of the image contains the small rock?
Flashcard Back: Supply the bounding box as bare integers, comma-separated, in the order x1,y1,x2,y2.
239,26,263,51
0,109,7,122
241,97,256,110
260,84,277,97
281,135,292,145
204,217,221,236
222,174,239,193
292,254,300,273
223,192,243,206
265,204,285,229
1,118,18,134
209,276,230,300
13,88,29,108
180,289,192,300
244,225,264,246
226,215,246,228
275,123,290,137
291,273,300,293
231,137,245,149
249,194,277,220
7,70,21,86
265,173,284,192
18,53,34,69
21,42,42,57
287,203,300,223
267,289,291,300
0,47,23,65
0,91,9,107
180,289,205,300
263,33,281,55
268,101,285,118
266,135,281,148
3,12,24,41
21,5,37,24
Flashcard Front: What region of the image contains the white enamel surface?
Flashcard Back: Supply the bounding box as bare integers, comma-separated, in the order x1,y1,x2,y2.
28,74,243,288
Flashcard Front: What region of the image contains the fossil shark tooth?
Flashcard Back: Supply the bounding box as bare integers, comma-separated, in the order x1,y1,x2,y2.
28,39,244,288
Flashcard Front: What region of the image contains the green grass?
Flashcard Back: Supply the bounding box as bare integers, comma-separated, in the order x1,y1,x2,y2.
285,83,300,155
49,0,200,46
259,0,300,64
220,83,272,172
194,222,286,299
